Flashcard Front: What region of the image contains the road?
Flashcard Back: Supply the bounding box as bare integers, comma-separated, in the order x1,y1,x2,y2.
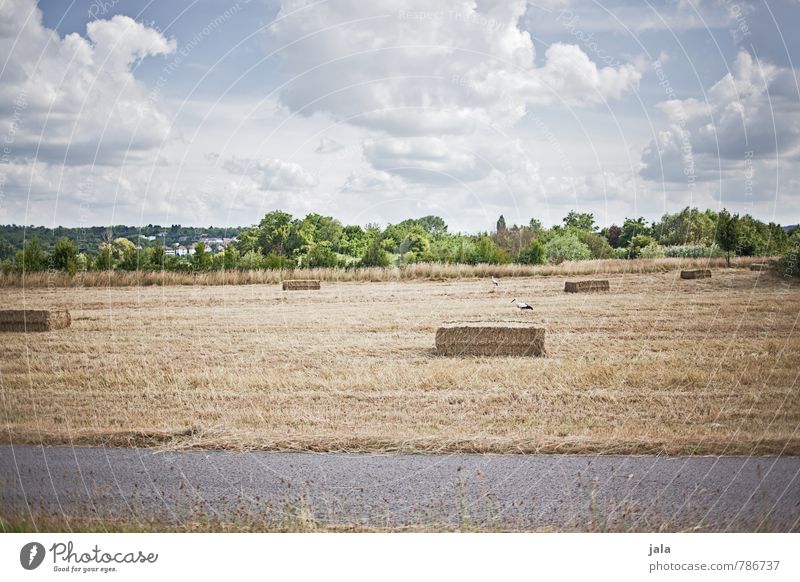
1,446,799,531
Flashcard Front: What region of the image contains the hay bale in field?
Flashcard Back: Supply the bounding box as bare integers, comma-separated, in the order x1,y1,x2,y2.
435,322,545,357
282,279,321,291
680,269,711,279
0,309,71,332
564,280,609,293
750,263,769,271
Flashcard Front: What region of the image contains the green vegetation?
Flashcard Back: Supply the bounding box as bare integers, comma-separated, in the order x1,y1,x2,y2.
0,207,796,275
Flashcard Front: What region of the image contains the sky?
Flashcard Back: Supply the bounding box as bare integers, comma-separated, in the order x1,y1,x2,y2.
0,0,798,233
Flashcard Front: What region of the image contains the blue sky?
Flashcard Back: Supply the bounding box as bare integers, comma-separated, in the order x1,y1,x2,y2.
1,0,798,231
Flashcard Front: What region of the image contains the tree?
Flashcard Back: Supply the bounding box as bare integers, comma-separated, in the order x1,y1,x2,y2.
361,237,390,267
16,237,47,272
517,239,546,264
618,217,651,249
149,243,166,270
471,235,509,264
605,224,622,248
256,210,293,256
545,232,591,263
563,210,596,232
94,246,114,270
496,215,507,234
51,237,78,274
716,209,740,266
191,242,212,271
222,244,238,270
305,241,339,267
578,231,615,259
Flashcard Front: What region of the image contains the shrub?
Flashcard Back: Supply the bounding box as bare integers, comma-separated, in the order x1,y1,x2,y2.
517,240,546,265
663,244,724,258
545,233,591,263
579,231,615,259
638,242,666,259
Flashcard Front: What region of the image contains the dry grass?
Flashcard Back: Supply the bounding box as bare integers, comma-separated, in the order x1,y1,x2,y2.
1,267,798,455
0,256,765,288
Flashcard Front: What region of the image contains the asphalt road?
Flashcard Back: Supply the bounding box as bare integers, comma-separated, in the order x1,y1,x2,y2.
2,446,799,531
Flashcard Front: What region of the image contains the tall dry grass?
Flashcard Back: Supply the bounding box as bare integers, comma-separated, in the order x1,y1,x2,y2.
0,256,767,288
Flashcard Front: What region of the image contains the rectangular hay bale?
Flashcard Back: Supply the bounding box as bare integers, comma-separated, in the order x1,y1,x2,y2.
435,322,545,357
282,279,321,291
680,269,711,279
564,280,610,293
750,263,768,271
0,309,71,332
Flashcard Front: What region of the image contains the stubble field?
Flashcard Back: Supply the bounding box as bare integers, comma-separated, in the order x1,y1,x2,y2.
1,268,798,455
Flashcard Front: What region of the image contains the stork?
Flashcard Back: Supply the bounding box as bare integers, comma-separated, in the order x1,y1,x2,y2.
511,299,533,310
491,275,499,286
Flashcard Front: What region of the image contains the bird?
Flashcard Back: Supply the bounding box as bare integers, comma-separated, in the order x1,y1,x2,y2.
491,275,499,286
511,298,533,310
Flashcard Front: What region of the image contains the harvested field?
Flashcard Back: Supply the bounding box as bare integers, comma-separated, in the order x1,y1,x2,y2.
0,309,71,332
282,279,321,291
435,322,545,357
681,269,712,279
564,280,610,293
1,269,798,455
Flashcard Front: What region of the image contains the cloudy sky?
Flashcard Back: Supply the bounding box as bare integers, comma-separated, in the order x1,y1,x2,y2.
0,0,798,232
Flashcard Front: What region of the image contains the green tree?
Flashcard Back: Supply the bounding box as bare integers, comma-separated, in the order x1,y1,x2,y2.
715,209,740,267
578,231,615,259
545,232,591,263
470,235,509,264
618,217,651,249
191,242,212,271
256,210,294,256
361,237,390,267
51,237,78,274
305,241,340,267
149,243,166,270
223,244,238,270
16,236,47,272
94,246,114,270
517,239,546,264
563,210,596,232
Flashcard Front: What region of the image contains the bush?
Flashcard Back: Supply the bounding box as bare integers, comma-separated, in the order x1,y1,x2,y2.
238,250,264,270
662,245,724,258
638,242,666,259
579,231,615,259
545,233,591,263
517,240,546,265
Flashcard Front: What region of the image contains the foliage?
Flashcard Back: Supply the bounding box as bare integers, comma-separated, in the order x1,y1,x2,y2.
638,242,666,259
51,237,78,275
715,209,740,267
578,231,615,259
562,210,596,232
517,239,546,265
545,232,591,263
361,237,390,267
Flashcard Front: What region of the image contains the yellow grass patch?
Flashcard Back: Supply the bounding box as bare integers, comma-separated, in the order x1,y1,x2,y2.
1,269,798,455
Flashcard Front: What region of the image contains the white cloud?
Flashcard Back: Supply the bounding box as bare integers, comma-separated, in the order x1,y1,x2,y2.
223,156,318,191
267,0,641,136
0,0,175,165
641,51,800,191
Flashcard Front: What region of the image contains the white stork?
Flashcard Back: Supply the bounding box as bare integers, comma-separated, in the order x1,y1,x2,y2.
511,299,533,310
491,276,500,286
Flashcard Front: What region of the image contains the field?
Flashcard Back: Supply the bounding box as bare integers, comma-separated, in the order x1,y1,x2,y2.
1,267,799,455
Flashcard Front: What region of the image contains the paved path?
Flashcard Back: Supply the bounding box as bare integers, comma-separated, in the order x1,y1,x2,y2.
1,446,799,531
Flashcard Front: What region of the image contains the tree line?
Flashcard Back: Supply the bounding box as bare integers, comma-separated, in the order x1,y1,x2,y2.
2,207,798,276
